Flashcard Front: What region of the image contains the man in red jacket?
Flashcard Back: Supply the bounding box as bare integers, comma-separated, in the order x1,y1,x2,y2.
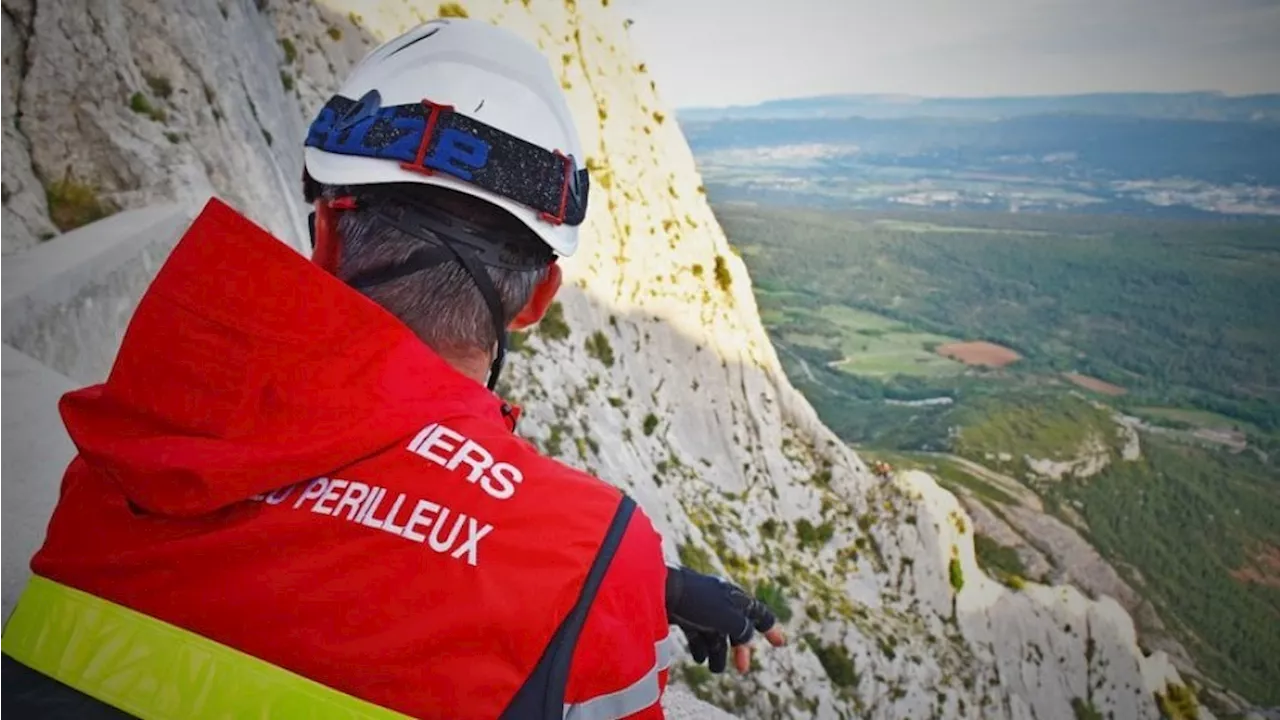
2,17,782,720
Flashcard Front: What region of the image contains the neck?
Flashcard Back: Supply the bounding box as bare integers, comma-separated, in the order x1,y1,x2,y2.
442,346,493,387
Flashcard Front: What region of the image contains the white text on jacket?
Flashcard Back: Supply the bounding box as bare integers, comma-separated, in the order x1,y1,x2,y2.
252,478,493,566
406,422,523,501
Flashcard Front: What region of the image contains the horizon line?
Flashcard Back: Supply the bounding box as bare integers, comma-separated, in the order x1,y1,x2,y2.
675,89,1280,113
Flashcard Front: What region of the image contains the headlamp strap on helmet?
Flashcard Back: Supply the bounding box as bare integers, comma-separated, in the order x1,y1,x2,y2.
305,93,590,228
400,98,452,179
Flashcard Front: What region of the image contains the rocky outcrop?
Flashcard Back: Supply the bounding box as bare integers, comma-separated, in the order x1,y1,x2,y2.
2,0,313,255
1025,433,1112,481
955,494,1057,581
0,1,1210,718
945,450,1202,684
2,0,58,251
1116,414,1143,460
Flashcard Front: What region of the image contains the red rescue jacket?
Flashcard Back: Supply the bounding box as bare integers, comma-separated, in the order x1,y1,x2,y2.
27,198,672,719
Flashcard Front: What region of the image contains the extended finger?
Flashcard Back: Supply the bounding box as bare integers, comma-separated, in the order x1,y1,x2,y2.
764,626,787,647
733,644,751,674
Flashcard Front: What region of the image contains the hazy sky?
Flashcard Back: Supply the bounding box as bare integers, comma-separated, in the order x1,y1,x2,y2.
612,0,1280,108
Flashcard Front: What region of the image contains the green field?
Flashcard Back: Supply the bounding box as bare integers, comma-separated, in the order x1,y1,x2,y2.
724,203,1280,432
1134,406,1262,434
871,219,1056,237
719,201,1280,704
805,305,961,378
759,291,965,379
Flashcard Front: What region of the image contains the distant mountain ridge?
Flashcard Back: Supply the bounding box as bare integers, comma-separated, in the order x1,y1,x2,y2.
681,112,1280,188
678,91,1280,124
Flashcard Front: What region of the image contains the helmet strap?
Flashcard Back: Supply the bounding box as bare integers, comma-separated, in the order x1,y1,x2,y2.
436,240,509,392
343,204,512,393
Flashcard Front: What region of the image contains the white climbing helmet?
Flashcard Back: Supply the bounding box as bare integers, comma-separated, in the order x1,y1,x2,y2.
303,18,588,257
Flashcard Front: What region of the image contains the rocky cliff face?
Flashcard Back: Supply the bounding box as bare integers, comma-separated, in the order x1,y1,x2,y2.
1,0,1205,718
2,0,312,253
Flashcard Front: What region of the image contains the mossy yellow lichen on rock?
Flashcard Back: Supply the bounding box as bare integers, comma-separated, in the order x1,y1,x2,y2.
641,412,659,437
1155,683,1200,720
128,92,166,123
713,255,733,294
947,557,965,594
437,2,469,18
43,172,118,233
536,301,571,340
143,73,173,99
584,330,615,367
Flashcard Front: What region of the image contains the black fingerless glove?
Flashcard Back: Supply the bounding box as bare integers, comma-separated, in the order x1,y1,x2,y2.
665,565,777,673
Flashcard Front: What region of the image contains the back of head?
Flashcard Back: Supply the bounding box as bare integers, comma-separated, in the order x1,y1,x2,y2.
323,183,551,358
302,18,590,385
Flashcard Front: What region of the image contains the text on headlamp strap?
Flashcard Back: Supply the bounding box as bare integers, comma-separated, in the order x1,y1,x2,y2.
305,94,589,227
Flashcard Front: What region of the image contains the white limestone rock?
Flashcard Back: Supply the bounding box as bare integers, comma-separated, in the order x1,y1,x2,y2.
1024,433,1112,481
661,685,740,720
2,0,59,252
6,0,318,253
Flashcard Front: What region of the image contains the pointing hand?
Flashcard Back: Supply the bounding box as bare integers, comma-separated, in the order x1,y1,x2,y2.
665,565,787,674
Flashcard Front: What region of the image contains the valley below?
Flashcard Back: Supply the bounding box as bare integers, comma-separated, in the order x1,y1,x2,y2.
712,198,1280,713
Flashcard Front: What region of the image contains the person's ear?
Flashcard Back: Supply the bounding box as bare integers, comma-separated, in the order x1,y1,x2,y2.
510,262,562,330
311,200,343,274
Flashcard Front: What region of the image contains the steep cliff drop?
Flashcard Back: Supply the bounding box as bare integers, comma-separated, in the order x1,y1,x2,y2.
1,0,1207,717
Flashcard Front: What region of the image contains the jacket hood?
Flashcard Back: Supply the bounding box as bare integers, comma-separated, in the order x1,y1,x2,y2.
60,197,506,516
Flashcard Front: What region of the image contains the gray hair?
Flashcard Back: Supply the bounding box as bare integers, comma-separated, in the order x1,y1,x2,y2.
321,184,551,356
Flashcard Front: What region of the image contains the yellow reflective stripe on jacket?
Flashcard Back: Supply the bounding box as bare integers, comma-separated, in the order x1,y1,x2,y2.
1,575,410,720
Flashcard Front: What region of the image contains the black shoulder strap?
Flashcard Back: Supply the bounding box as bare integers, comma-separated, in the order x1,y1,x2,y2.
500,494,638,720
